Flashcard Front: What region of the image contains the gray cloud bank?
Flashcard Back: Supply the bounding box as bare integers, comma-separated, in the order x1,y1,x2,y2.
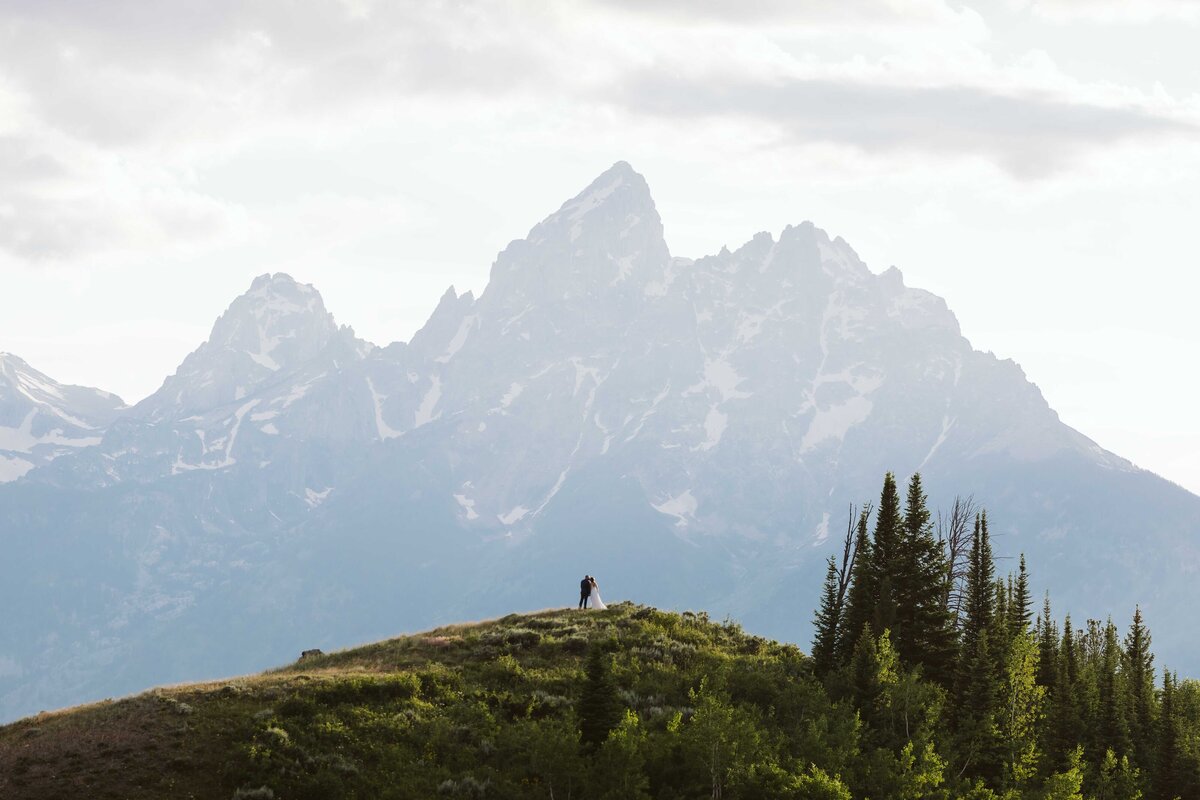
618,74,1194,176
0,0,1195,261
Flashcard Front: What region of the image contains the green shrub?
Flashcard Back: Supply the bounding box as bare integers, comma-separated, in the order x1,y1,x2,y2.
480,627,541,648
311,673,420,706
560,633,590,654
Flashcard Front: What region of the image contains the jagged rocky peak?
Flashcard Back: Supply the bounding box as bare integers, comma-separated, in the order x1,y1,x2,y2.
407,285,477,358
133,273,348,421
540,160,659,236
205,273,338,369
484,161,671,306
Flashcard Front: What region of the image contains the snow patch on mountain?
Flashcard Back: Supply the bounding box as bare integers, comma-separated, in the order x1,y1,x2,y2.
920,415,957,468
813,512,832,546
653,490,698,527
436,315,478,364
305,487,332,508
0,353,124,482
696,407,728,452
0,411,103,453
690,358,752,403
367,377,403,440
0,454,33,481
498,505,529,525
414,377,442,427
500,383,524,410
565,175,626,240
800,396,874,453
455,493,479,520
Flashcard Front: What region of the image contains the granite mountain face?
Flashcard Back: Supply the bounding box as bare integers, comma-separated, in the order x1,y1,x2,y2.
1,162,1197,721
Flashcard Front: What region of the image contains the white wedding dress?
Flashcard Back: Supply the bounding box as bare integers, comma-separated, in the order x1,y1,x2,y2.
589,584,607,610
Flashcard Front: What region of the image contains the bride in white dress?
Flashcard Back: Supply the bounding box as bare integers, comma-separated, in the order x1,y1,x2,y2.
588,577,607,610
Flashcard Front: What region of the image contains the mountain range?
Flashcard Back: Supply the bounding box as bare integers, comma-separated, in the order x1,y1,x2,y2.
1,161,1197,722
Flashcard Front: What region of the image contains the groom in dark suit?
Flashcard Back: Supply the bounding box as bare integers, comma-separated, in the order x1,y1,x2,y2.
579,575,591,609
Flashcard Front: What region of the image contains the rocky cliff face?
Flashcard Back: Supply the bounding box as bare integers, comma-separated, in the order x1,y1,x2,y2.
1,162,1196,722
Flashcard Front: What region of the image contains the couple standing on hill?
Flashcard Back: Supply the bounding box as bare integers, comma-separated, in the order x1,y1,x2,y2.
578,575,607,610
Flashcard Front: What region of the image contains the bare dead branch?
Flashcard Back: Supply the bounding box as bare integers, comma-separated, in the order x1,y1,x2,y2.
938,494,976,627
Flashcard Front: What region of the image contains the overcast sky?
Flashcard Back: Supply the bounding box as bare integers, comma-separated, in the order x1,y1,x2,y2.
1,0,1198,494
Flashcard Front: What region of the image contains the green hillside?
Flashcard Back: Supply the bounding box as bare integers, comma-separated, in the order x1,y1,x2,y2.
3,597,1200,799
0,603,841,800
6,474,1200,799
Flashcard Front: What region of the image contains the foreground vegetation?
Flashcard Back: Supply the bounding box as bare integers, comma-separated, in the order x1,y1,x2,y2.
0,603,839,799
809,472,1200,800
1,472,1197,799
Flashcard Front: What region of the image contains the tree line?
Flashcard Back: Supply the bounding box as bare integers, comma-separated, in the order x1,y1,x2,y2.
811,471,1200,799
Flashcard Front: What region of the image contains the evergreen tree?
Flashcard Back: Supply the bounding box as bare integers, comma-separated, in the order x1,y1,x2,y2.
1096,619,1130,763
1037,594,1060,691
958,514,996,675
1062,616,1081,688
1046,617,1084,771
869,473,903,637
812,557,844,678
992,577,1012,675
894,472,956,687
836,508,875,665
1154,671,1182,800
849,623,884,720
1122,606,1156,776
1009,555,1032,639
579,646,624,747
954,512,1003,786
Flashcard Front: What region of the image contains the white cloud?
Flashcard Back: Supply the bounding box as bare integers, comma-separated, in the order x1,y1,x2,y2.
0,0,1193,264
615,72,1193,178
1019,0,1200,23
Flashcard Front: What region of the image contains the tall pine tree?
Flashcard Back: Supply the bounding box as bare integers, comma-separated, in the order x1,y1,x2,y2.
1122,606,1156,776
893,473,957,687
870,473,903,638
1096,619,1130,763
1154,671,1181,800
811,557,843,678
579,646,624,748
1036,594,1059,691
1046,616,1085,772
954,512,1003,786
1009,555,1032,639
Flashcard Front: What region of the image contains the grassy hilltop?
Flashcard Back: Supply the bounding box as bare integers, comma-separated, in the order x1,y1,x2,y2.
7,477,1200,799
0,603,840,800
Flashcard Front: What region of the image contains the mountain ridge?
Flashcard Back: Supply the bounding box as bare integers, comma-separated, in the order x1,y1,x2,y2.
0,161,1195,724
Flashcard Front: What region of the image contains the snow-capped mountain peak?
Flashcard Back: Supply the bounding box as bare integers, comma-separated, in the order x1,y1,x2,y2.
207,272,336,372
133,273,347,421
0,353,124,482
485,161,671,306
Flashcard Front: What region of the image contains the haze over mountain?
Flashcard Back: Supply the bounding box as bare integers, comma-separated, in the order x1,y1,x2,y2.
1,162,1196,723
